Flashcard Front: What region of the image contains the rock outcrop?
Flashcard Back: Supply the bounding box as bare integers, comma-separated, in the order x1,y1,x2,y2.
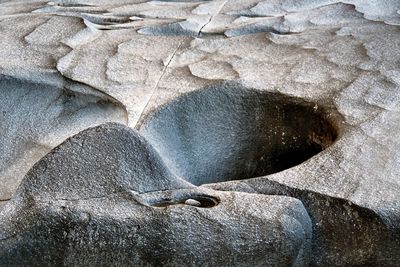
0,0,399,266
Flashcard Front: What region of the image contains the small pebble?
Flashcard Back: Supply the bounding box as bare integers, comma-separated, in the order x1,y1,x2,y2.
184,199,201,207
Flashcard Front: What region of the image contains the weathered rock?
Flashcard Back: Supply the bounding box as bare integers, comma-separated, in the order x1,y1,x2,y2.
15,123,192,200
0,0,399,266
139,82,339,185
0,124,312,267
0,75,127,201
206,179,388,266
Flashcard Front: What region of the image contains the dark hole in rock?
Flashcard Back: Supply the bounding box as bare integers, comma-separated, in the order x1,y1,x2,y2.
152,195,219,208
140,83,338,185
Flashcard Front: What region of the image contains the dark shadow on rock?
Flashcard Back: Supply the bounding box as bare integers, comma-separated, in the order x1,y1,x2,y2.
205,178,393,267
0,123,312,266
139,81,338,185
0,74,127,201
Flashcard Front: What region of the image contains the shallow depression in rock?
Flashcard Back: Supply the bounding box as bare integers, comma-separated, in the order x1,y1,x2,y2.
140,83,338,185
152,195,219,208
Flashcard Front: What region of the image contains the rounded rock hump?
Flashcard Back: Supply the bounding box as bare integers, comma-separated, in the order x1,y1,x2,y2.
0,75,127,201
15,123,192,201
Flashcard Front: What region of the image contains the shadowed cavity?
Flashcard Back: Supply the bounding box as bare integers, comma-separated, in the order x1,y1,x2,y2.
140,83,338,185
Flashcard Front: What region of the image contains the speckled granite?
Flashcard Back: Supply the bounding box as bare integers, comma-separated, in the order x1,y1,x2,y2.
0,0,399,266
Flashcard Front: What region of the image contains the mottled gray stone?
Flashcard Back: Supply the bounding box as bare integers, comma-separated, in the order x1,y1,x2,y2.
0,75,127,201
0,124,312,267
140,82,338,185
0,0,399,266
15,123,192,200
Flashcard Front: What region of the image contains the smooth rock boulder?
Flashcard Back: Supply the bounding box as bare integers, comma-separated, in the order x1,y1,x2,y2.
0,124,312,266
0,75,127,201
14,123,192,201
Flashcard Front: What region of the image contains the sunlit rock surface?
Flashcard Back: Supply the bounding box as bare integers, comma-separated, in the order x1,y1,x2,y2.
0,0,399,266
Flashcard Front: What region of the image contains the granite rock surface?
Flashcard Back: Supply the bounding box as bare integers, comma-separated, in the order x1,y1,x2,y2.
0,0,399,266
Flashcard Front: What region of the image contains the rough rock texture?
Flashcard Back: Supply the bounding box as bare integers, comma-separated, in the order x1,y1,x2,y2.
0,123,312,266
0,0,399,266
0,75,127,201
